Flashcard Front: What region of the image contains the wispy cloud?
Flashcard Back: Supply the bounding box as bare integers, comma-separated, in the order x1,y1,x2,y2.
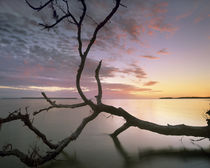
194,16,204,24
119,64,147,80
157,48,170,55
149,18,178,33
141,55,160,60
143,81,158,86
0,85,78,92
176,11,193,21
102,82,153,98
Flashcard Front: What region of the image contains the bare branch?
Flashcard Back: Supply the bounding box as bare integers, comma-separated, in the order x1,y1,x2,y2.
84,0,121,57
110,122,130,137
33,101,87,115
0,111,99,167
33,106,54,116
77,0,87,57
86,14,99,26
98,104,210,138
39,13,77,29
25,0,54,11
0,109,57,149
35,92,87,115
75,0,121,107
95,60,102,104
120,3,127,8
41,92,55,105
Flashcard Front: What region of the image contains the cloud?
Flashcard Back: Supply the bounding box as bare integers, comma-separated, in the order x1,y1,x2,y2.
141,55,160,60
194,16,204,24
176,12,192,21
0,85,77,92
157,48,170,55
119,63,147,80
102,82,152,98
151,2,168,14
0,0,178,98
149,17,178,33
143,81,158,86
103,83,150,92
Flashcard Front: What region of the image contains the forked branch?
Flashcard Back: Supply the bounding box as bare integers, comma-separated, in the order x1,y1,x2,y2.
0,109,57,149
0,109,99,167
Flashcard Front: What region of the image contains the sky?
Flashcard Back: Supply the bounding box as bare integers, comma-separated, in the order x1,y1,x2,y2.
0,0,210,99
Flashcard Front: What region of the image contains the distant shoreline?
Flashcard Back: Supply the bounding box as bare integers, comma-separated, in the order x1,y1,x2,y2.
160,97,210,99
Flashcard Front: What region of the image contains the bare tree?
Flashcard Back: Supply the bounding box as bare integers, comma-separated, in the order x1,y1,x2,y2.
0,0,210,167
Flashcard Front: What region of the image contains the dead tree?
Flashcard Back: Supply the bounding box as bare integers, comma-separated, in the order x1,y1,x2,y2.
0,0,210,167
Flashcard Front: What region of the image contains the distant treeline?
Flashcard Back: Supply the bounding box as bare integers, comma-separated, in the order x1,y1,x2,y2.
160,97,210,99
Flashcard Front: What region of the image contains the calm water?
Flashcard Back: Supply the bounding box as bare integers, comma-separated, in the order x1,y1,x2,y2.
0,99,210,168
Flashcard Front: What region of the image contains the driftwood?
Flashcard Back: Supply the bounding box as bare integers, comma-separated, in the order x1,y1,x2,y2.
0,0,210,167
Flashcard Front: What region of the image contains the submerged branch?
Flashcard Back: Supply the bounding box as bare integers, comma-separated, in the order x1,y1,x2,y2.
111,122,130,137
0,110,99,167
98,104,210,138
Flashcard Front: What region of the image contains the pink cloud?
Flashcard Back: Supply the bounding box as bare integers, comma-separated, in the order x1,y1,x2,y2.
102,83,153,98
141,55,160,60
176,11,193,21
157,48,170,55
152,2,168,14
147,30,154,36
144,81,158,86
119,64,147,80
148,17,178,33
194,16,204,24
126,48,135,55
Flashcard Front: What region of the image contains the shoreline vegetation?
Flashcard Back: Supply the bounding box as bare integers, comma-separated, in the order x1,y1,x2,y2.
160,97,210,99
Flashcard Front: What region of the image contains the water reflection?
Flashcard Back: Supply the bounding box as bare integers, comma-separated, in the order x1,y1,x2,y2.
42,151,86,168
111,136,210,168
41,135,210,168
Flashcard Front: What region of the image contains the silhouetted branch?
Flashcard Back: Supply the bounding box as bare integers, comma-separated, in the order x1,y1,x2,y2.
39,13,77,30
75,0,121,107
35,92,87,115
111,122,130,137
97,104,210,138
84,0,121,57
0,109,57,149
0,109,99,167
25,0,54,11
95,60,102,104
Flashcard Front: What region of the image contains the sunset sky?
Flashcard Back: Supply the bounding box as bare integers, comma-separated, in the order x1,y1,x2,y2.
0,0,210,99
